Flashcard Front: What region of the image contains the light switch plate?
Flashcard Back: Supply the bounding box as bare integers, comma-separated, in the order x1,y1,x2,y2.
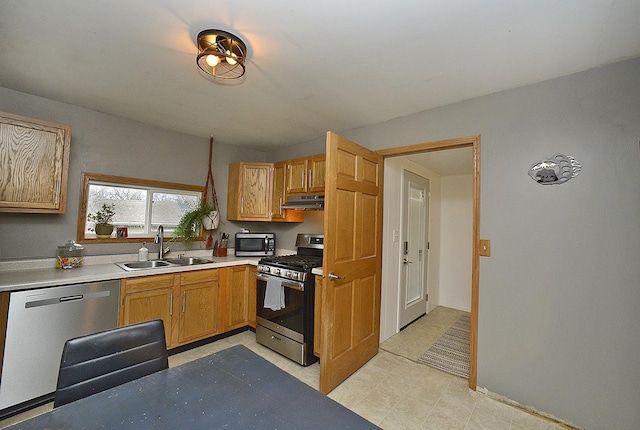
479,239,491,257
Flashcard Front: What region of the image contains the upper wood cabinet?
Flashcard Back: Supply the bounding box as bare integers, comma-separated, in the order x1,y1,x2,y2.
271,161,304,223
307,154,326,194
286,157,308,194
271,161,288,221
227,162,273,221
0,110,71,213
286,154,326,196
227,161,303,222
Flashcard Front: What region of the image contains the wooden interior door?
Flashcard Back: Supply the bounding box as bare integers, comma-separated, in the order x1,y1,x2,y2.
320,131,383,394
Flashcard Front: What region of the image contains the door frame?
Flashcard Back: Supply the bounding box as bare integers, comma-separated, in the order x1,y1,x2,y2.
377,134,480,390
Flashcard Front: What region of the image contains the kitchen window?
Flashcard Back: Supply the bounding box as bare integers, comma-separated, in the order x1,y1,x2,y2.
77,172,204,243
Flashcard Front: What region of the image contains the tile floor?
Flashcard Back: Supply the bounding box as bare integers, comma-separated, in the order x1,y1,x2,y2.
0,308,570,429
380,306,470,362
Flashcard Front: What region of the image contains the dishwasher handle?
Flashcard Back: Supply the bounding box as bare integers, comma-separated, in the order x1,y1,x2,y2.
59,295,83,303
25,290,111,309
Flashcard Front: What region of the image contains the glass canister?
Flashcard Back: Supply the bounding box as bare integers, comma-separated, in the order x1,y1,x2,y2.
56,240,84,269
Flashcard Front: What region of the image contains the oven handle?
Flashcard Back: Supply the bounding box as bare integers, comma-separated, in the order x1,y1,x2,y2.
255,273,304,291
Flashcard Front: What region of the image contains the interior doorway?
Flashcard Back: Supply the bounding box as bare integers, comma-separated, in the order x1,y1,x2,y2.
377,135,480,390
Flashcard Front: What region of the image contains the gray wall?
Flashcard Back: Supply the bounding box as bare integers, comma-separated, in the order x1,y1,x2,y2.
0,87,266,259
276,58,640,429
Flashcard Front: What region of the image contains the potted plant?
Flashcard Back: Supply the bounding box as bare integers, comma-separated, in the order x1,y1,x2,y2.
202,206,220,231
173,201,216,247
87,203,116,238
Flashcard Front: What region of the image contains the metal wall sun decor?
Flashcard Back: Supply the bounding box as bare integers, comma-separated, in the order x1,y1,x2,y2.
528,154,582,185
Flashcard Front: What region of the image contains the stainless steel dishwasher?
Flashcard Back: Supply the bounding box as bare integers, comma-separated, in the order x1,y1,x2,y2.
0,280,120,414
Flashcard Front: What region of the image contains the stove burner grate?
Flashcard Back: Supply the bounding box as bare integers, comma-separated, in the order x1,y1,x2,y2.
259,255,323,271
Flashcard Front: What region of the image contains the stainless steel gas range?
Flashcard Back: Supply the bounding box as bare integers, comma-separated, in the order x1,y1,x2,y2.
255,234,323,366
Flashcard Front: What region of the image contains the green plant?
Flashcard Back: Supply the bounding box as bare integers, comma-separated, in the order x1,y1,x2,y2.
173,201,215,247
87,203,116,225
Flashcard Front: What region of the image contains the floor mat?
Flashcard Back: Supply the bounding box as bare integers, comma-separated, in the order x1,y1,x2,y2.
417,314,470,378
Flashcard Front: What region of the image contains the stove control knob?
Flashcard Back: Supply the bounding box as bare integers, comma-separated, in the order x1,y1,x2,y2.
272,268,280,276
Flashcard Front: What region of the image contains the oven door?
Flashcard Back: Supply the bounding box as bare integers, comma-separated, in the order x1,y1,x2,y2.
255,273,306,343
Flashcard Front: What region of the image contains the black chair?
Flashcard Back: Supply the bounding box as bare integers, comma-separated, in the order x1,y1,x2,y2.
53,319,169,408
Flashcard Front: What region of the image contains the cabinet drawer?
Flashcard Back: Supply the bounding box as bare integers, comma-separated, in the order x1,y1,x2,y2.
122,274,176,294
180,269,219,285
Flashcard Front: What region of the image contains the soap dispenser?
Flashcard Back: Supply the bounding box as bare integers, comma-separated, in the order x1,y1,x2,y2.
138,242,149,261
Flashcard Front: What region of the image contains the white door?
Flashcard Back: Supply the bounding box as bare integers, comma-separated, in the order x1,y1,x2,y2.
398,170,429,329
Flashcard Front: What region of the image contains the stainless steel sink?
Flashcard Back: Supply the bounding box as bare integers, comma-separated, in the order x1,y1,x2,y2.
116,257,213,271
163,257,212,266
116,260,173,271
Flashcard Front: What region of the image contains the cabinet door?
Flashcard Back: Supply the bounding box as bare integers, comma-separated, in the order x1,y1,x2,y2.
285,154,325,196
240,163,271,219
0,111,71,213
286,158,308,194
179,270,219,344
271,162,287,221
227,162,272,221
307,154,326,194
222,266,250,331
120,274,177,348
272,162,304,223
248,266,257,328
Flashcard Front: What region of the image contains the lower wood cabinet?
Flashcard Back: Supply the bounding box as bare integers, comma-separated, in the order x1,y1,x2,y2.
120,266,254,350
248,266,257,328
178,270,220,344
120,269,220,349
120,273,178,348
220,266,249,332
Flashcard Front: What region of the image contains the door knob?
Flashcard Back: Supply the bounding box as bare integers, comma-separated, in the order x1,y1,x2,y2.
327,272,344,280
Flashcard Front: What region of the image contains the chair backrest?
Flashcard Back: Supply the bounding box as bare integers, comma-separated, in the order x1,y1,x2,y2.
53,319,169,408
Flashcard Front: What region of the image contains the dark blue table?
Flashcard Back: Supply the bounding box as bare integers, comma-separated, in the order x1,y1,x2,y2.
8,344,378,429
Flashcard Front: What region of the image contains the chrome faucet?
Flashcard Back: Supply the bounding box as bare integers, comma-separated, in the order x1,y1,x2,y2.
154,225,169,259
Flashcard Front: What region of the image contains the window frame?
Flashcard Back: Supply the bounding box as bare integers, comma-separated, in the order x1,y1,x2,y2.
77,172,205,244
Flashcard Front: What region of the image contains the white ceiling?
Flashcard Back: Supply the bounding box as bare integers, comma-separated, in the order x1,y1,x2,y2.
1,0,639,155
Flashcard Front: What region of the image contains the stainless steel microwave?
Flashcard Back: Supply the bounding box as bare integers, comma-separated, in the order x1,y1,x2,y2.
235,233,275,256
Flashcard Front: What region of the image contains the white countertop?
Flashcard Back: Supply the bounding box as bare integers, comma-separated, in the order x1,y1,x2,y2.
0,253,261,292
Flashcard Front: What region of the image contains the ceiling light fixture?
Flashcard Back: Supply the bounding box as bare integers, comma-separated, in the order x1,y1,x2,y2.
196,29,247,80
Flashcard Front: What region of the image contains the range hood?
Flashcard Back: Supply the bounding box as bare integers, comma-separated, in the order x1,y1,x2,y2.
281,195,324,210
